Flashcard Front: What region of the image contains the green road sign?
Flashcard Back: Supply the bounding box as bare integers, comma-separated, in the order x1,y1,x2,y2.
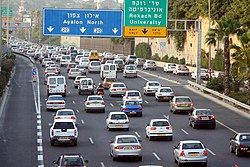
124,0,168,27
1,6,13,17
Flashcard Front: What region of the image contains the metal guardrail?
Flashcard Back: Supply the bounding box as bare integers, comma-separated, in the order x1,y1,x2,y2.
187,80,250,111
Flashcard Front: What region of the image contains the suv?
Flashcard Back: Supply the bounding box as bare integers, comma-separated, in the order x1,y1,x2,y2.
53,154,88,167
125,55,137,64
113,59,124,71
50,119,78,146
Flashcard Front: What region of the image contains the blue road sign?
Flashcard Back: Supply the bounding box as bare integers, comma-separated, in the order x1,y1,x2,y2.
32,69,36,75
43,8,123,37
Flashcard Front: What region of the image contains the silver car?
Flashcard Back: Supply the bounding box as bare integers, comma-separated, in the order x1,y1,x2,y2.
106,112,129,131
143,81,161,96
84,95,105,113
68,68,81,79
173,140,208,167
88,61,101,73
110,135,142,161
169,96,194,114
46,95,65,111
109,82,127,97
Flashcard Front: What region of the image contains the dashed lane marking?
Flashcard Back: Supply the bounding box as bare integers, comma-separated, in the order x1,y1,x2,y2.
81,120,84,124
144,100,149,104
89,137,94,144
163,115,169,119
100,162,105,167
181,129,189,135
207,148,216,156
135,132,141,138
153,152,161,161
76,109,79,113
73,101,75,104
110,103,114,107
137,74,149,82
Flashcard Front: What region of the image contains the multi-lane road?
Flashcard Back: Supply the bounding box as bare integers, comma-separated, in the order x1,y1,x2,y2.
0,55,250,167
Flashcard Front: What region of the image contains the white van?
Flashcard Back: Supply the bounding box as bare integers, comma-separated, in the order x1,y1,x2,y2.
79,57,89,68
100,64,117,80
47,76,67,97
60,55,71,66
78,78,95,95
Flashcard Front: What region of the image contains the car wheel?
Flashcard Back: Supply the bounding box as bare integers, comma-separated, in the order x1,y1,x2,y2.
62,93,66,97
102,109,105,113
211,124,216,129
73,141,77,146
145,92,148,96
192,122,197,129
202,162,207,167
138,113,142,117
174,156,177,163
125,128,129,131
149,136,153,141
230,145,234,153
235,148,241,156
177,160,183,167
169,136,173,141
86,109,89,113
138,156,142,161
172,110,176,114
113,157,117,161
50,140,55,146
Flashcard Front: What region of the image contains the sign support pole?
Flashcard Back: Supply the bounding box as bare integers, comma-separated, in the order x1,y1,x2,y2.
0,0,2,72
6,0,10,46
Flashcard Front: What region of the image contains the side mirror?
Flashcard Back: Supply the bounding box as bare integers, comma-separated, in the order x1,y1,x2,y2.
52,113,55,116
173,146,177,149
53,160,57,164
145,123,149,126
84,160,89,163
138,139,142,143
108,140,114,144
49,123,52,127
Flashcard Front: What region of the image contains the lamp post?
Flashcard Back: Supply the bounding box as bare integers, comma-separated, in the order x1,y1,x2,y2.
208,0,211,67
0,0,2,72
6,0,10,46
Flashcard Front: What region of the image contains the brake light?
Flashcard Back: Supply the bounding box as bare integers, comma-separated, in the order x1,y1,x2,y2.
74,129,77,136
61,101,65,104
202,150,207,156
64,85,66,90
55,116,60,119
109,122,113,124
195,116,201,119
147,87,150,89
210,115,215,119
126,96,128,99
71,116,76,120
178,68,181,70
174,102,178,106
122,88,127,90
154,64,156,66
134,146,141,149
101,102,105,105
125,121,129,124
139,96,142,99
190,103,194,106
47,102,51,104
123,108,128,110
115,146,124,150
158,93,162,96
111,88,116,91
180,151,185,156
51,129,54,136
150,127,156,130
166,126,172,130
138,108,142,110
186,68,189,71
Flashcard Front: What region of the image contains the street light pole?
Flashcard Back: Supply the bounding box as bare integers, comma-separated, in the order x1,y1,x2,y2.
208,0,211,67
0,0,2,72
6,0,10,46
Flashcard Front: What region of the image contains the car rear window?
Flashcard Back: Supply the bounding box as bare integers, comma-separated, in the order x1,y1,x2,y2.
62,157,83,166
182,143,203,149
149,82,160,86
49,78,56,84
125,101,139,106
240,135,250,141
104,65,109,70
49,96,64,101
111,114,127,120
114,60,123,64
117,137,137,143
113,84,125,87
89,97,102,101
128,92,140,96
160,89,172,93
54,122,74,129
110,65,116,70
57,78,65,84
106,78,117,82
129,56,136,59
152,121,170,126
91,62,101,66
57,111,74,116
126,66,136,70
196,110,212,115
70,69,79,72
176,98,191,102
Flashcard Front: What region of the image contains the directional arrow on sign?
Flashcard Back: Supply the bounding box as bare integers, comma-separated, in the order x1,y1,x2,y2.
112,28,119,34
47,26,54,32
142,28,148,35
80,27,86,33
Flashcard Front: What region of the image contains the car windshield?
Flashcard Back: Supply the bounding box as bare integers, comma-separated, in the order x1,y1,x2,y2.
152,121,170,126
160,89,172,93
57,110,74,116
126,66,136,70
201,70,207,73
54,122,74,129
111,114,127,120
149,82,160,86
182,143,204,149
125,101,139,106
49,78,56,84
128,92,140,96
62,157,83,166
138,58,145,62
106,78,117,82
240,135,250,141
113,84,125,87
176,98,191,102
196,110,212,115
117,137,138,143
89,97,102,101
69,64,76,67
49,96,63,101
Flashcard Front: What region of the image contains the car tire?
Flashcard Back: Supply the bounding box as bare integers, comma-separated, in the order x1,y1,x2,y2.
50,140,55,146
202,162,207,167
211,124,216,129
169,136,173,141
174,156,177,163
138,113,142,117
85,109,89,113
230,145,234,153
235,148,241,156
125,128,129,131
102,109,105,113
73,141,77,146
177,160,183,167
62,93,66,97
145,92,148,96
113,157,117,161
78,91,81,95
138,156,142,161
149,136,153,141
192,122,197,129
172,110,176,114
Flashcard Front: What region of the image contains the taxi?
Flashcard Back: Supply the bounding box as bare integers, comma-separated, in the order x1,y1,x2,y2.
103,77,118,89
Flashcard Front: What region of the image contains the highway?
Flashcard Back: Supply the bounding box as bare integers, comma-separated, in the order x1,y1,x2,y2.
0,55,250,166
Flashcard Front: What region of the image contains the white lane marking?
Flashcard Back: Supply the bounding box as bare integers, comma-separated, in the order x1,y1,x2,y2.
37,146,43,152
144,100,149,104
37,132,42,136
37,120,41,124
37,138,42,144
81,120,84,124
37,155,43,161
153,152,161,161
135,132,141,138
76,110,79,113
138,74,149,81
100,162,105,167
163,115,169,119
73,101,75,104
216,120,238,134
37,125,41,130
89,137,94,144
207,148,216,156
110,103,114,107
68,91,71,94
181,129,189,135
37,115,41,119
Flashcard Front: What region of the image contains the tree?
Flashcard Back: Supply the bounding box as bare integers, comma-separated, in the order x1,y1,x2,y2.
230,31,250,104
206,16,241,95
135,43,151,59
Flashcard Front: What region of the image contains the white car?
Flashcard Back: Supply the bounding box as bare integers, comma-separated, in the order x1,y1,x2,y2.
75,55,84,63
68,68,81,79
146,119,173,141
143,81,161,96
143,60,157,70
109,82,127,97
191,69,210,80
74,76,87,88
123,65,137,78
88,61,101,73
173,140,208,166
84,95,105,113
155,87,174,101
106,112,129,131
123,90,142,105
54,109,77,124
46,95,65,111
44,67,58,75
163,63,176,73
45,61,55,68
173,65,190,75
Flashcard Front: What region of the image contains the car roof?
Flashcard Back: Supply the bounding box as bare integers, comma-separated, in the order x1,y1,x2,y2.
123,99,140,103
87,95,103,98
194,109,211,111
126,90,140,93
62,154,82,158
150,119,169,122
174,96,190,98
48,95,63,98
147,81,160,83
238,133,250,135
53,119,75,123
112,82,125,85
159,87,172,89
180,140,202,144
57,109,74,112
109,111,127,115
116,135,137,138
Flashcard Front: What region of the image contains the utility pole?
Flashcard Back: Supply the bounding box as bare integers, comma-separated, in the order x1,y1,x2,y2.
208,0,211,67
6,0,10,46
0,0,2,72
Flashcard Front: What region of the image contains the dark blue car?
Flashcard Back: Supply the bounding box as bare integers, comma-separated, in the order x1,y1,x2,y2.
121,100,142,117
188,109,216,129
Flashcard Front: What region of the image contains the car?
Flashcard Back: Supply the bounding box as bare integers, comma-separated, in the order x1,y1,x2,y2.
109,135,142,161
123,65,137,78
105,60,113,64
44,67,58,75
76,65,87,75
42,58,52,67
123,90,143,105
244,80,249,89
143,60,157,70
67,63,77,73
45,61,56,68
103,77,118,89
50,119,78,146
79,57,89,68
188,109,216,129
47,76,67,97
78,78,95,95
60,55,72,66
55,64,61,74
146,119,173,141
75,55,84,63
143,81,161,96
135,58,146,67
155,87,174,102
113,59,124,71
163,63,176,73
120,100,142,117
211,71,225,78
74,76,87,88
54,109,77,125
169,96,194,114
109,82,127,97
173,65,190,75
89,50,99,61
125,55,137,64
230,133,250,156
68,68,81,79
173,140,208,167
44,73,57,85
84,95,105,113
53,154,88,167
46,95,65,111
106,112,129,131
88,61,101,73
191,69,210,80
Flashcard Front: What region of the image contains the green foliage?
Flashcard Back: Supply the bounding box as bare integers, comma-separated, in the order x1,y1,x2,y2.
152,53,161,61
179,58,185,65
206,78,224,92
201,49,209,68
168,56,179,64
111,38,125,45
211,49,224,71
135,42,152,59
162,55,169,62
229,92,248,104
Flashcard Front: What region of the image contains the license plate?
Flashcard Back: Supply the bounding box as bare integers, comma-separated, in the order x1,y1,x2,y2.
247,150,250,153
60,137,68,140
93,102,99,104
130,111,137,114
124,146,132,149
53,102,59,104
202,117,209,120
132,98,136,100
190,153,199,156
115,125,123,128
181,103,187,106
157,134,166,136
163,96,169,99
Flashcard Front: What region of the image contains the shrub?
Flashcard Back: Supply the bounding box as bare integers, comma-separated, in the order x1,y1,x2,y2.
152,53,161,61
206,78,224,92
162,54,169,62
168,56,179,64
179,58,185,65
229,92,248,104
135,42,152,59
211,49,224,71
